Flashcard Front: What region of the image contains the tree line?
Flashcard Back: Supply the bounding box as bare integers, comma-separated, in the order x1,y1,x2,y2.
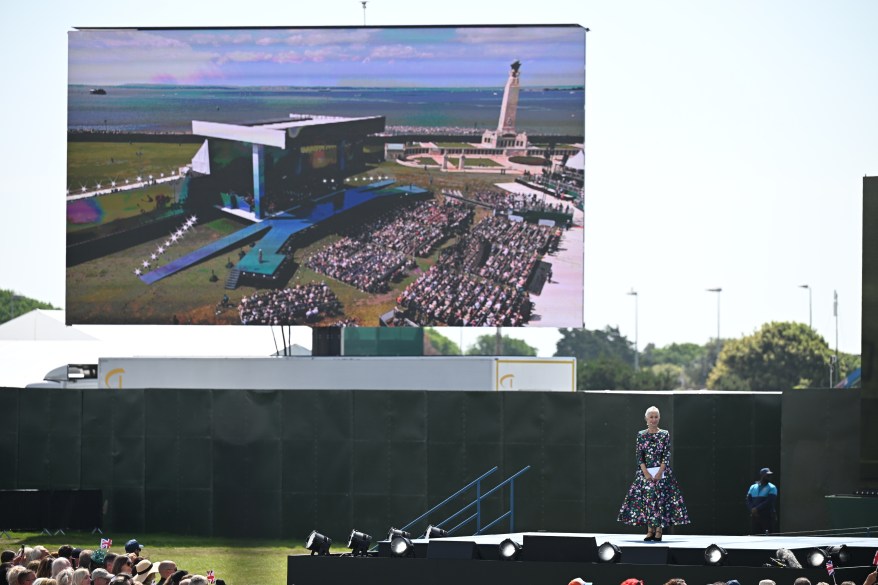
2,293,858,391
426,323,860,391
0,289,57,325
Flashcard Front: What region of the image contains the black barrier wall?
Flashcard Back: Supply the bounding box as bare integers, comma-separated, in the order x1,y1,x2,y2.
862,176,878,482
0,388,859,539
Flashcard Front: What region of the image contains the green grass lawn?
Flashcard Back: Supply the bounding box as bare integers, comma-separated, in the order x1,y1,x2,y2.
66,217,260,325
67,142,200,192
1,531,332,585
67,182,184,233
447,157,503,168
435,142,475,149
414,157,439,166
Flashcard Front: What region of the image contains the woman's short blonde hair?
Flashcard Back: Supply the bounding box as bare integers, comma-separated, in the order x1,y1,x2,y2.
644,405,660,418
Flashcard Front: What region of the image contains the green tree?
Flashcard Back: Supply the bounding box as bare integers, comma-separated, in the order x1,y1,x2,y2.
707,321,830,390
577,358,679,390
0,289,57,325
466,334,537,356
577,356,633,389
554,326,635,364
640,340,725,389
640,342,703,368
423,328,462,355
636,364,683,390
689,339,725,388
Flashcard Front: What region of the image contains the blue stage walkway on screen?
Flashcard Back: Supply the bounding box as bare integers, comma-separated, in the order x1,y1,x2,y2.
139,182,428,285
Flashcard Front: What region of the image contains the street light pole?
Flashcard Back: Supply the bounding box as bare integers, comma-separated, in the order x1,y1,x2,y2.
361,1,368,26
799,284,812,328
707,288,722,342
627,289,639,370
834,290,839,385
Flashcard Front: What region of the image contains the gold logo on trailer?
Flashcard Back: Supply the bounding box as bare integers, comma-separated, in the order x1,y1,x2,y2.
104,368,125,389
499,374,515,389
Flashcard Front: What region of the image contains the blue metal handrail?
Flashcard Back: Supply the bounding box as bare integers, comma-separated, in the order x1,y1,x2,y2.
396,465,531,539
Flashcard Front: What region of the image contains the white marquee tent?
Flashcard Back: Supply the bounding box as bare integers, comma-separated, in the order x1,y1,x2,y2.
0,310,311,388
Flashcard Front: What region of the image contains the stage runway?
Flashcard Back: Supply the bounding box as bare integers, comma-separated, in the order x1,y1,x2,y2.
289,531,878,585
431,530,878,551
286,531,878,585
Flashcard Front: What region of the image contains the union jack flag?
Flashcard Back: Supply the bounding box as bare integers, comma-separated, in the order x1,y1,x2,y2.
206,570,215,584
825,559,834,575
100,539,112,550
873,549,878,566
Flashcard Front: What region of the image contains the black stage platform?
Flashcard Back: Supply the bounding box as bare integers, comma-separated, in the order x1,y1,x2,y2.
287,532,878,585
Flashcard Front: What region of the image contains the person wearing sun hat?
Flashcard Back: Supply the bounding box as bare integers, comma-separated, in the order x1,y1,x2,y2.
91,568,115,585
132,560,160,585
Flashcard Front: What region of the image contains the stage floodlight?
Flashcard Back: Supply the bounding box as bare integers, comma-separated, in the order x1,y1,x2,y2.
598,542,622,563
806,548,827,568
347,530,372,556
498,538,522,561
826,544,850,566
388,528,411,540
426,525,448,539
704,544,728,566
390,535,414,558
305,530,332,556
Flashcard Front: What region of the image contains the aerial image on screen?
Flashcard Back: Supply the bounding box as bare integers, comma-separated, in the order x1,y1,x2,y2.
66,25,585,327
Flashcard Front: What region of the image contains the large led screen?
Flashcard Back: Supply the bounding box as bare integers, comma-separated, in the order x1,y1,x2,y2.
66,25,585,327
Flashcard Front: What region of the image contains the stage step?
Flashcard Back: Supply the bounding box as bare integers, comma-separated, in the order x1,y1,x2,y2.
225,268,241,290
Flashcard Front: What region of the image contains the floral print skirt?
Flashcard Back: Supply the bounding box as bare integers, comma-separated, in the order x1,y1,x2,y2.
617,468,691,527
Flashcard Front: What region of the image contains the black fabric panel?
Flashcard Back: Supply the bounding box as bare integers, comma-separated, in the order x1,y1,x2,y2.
45,432,81,489
463,393,502,443
780,388,860,532
178,437,213,490
213,489,281,538
314,440,352,495
353,391,388,443
213,440,281,489
390,441,427,496
112,436,145,488
177,389,212,437
213,390,281,444
387,391,427,442
145,435,179,489
175,488,213,535
109,486,144,532
0,387,823,540
350,494,390,540
672,393,712,534
283,439,317,494
426,392,466,443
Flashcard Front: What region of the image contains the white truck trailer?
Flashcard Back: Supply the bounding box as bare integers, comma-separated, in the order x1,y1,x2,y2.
91,356,576,391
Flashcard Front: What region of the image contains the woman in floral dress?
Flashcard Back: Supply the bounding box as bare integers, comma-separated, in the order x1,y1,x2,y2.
617,405,690,541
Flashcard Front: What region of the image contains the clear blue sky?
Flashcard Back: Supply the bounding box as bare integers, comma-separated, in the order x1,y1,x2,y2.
1,0,875,357
68,26,585,87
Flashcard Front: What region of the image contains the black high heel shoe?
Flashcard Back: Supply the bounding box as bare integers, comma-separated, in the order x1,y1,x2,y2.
653,528,663,542
644,528,655,541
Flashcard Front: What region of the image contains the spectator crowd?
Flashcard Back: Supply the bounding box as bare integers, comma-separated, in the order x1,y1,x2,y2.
306,200,471,293
2,539,218,585
394,213,559,326
444,188,574,220
234,194,563,327
238,281,342,325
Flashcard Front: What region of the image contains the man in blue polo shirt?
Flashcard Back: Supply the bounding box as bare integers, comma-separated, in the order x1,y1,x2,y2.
747,467,778,534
